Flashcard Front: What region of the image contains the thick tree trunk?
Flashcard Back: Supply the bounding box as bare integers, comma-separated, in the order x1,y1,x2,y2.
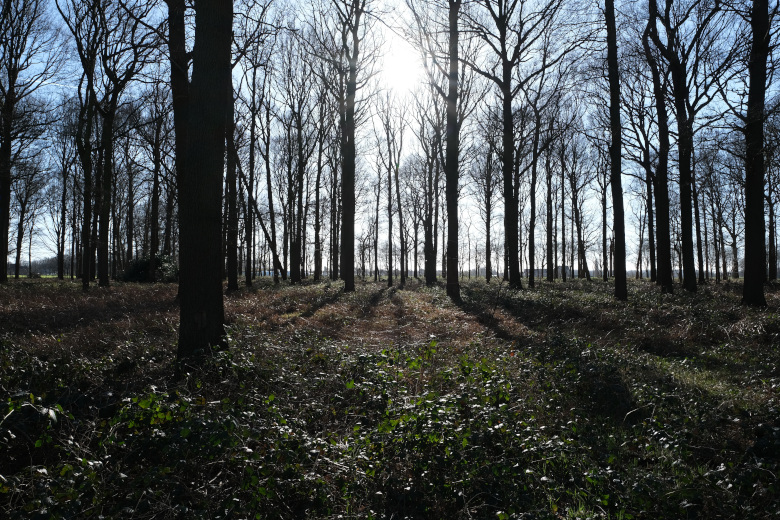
177,0,231,362
742,0,769,306
445,0,461,300
341,9,362,293
670,65,696,291
606,0,627,300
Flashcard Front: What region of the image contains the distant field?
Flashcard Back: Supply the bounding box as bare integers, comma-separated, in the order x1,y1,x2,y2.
1,278,778,519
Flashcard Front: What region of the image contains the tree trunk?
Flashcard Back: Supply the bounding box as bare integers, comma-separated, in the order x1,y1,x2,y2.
693,162,705,284
387,154,394,287
606,0,627,300
58,168,68,279
645,163,656,282
742,0,769,306
0,83,14,284
546,155,554,283
97,103,116,287
150,117,162,282
643,7,673,293
445,0,461,300
226,96,239,291
78,90,95,292
502,79,520,288
341,8,362,293
768,188,777,281
177,0,231,362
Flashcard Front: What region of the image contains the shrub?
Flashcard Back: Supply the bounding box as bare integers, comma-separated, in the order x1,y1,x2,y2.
121,256,178,283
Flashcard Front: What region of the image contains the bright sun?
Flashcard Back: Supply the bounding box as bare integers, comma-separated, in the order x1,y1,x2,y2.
381,35,425,95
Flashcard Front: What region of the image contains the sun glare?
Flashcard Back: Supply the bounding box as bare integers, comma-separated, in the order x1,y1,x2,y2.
381,35,425,95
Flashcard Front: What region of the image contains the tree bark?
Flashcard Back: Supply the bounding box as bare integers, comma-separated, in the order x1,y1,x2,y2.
742,0,769,306
643,6,673,293
177,0,231,362
445,0,461,300
606,0,627,300
226,96,239,291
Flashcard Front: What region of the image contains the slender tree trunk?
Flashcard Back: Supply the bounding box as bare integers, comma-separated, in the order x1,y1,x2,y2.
713,198,721,283
693,162,705,284
768,188,777,281
703,194,710,280
546,156,554,282
502,80,520,288
645,163,656,282
528,121,541,288
226,97,239,291
485,179,492,283
395,161,407,286
150,117,162,282
14,208,24,278
644,9,673,293
562,161,568,282
445,0,462,300
58,169,69,279
77,89,95,292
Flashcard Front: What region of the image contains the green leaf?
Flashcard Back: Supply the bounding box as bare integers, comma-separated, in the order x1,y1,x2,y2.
181,427,191,438
346,380,355,390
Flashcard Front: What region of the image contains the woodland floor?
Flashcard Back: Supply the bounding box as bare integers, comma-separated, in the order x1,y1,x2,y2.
1,276,779,519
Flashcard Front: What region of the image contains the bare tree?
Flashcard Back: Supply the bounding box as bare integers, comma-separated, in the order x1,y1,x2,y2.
1,0,62,282
462,0,571,289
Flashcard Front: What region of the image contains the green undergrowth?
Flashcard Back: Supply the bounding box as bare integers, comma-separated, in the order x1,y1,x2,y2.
1,279,779,519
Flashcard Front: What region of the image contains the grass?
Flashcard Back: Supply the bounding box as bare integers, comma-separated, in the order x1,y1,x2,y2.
1,276,779,519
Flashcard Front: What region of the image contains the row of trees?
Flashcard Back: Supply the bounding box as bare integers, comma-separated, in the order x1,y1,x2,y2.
1,0,776,361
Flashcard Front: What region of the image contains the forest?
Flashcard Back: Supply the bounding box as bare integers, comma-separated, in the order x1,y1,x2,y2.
1,0,779,518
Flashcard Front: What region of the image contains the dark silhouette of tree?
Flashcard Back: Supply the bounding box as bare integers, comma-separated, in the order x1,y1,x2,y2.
742,0,771,306
1,0,62,283
606,0,627,300
177,0,233,363
330,0,370,292
57,0,102,291
94,1,156,287
463,0,571,289
642,1,674,293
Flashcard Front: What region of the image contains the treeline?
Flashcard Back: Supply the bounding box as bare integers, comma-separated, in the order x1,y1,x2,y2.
0,0,776,357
